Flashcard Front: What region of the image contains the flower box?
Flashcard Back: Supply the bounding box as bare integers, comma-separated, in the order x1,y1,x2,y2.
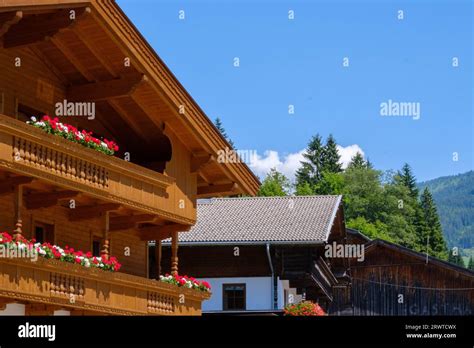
27,116,119,156
0,232,121,272
159,274,211,293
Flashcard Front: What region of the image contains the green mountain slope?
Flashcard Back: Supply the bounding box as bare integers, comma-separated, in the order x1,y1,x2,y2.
418,171,474,255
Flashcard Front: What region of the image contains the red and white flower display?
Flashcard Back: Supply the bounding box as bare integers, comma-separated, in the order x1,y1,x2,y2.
284,301,326,316
27,116,119,156
0,232,121,272
159,274,211,293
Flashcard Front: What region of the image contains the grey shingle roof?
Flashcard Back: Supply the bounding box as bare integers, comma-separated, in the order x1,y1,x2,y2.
174,195,342,244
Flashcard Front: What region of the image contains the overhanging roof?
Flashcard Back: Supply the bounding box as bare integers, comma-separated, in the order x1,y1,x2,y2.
0,0,260,196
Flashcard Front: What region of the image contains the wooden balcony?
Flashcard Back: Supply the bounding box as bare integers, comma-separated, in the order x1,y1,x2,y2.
0,254,209,315
0,114,196,226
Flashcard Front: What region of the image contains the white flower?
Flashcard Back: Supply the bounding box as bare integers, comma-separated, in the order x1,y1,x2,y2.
31,116,37,122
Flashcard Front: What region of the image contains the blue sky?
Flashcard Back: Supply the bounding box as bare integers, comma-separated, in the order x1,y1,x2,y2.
118,0,473,182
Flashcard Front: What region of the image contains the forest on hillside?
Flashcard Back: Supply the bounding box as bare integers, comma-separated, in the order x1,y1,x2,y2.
255,134,473,269
419,171,474,263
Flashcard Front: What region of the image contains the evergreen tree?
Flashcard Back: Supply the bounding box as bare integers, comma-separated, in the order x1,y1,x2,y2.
347,152,366,169
214,117,235,148
398,163,419,199
448,249,465,268
322,134,342,173
296,134,325,187
468,256,474,271
258,168,291,197
420,187,448,259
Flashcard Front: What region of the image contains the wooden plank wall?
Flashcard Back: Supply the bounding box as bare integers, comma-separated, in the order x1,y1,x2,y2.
157,245,271,278
330,246,474,316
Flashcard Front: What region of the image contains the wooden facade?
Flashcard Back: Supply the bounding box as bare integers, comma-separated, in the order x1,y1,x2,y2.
330,234,474,316
0,0,259,315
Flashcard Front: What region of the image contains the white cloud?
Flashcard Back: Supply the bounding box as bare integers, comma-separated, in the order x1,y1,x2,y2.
248,144,365,181
336,144,365,169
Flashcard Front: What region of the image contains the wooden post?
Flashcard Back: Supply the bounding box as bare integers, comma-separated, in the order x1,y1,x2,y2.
155,240,162,279
101,211,110,261
171,232,178,275
13,185,23,241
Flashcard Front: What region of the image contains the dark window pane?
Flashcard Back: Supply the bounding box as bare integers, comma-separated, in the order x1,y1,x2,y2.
223,284,246,311
35,227,44,244
92,240,101,257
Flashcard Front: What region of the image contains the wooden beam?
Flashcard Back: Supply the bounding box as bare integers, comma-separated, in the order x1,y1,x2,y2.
72,23,118,78
137,224,191,241
66,75,147,102
110,214,156,226
25,190,79,210
0,176,33,195
0,11,22,38
30,45,68,86
109,214,157,232
197,183,238,198
48,34,95,81
2,8,88,49
69,203,122,221
191,154,214,174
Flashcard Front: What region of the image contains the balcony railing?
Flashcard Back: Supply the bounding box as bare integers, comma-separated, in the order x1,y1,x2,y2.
0,114,195,225
0,256,209,315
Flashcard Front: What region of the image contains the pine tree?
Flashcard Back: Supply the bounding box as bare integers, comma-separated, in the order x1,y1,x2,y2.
468,256,474,271
296,134,325,187
398,163,419,199
347,152,366,169
448,249,465,268
420,187,448,259
214,117,234,148
322,134,342,173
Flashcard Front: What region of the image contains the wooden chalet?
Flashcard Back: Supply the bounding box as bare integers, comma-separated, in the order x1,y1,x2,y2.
330,229,474,316
0,0,259,315
155,196,349,313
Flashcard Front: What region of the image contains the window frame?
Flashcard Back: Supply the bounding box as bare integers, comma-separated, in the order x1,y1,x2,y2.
222,283,246,311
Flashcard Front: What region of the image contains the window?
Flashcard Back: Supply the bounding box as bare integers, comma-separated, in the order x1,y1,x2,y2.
34,223,54,244
223,284,246,311
92,238,102,257
17,104,45,123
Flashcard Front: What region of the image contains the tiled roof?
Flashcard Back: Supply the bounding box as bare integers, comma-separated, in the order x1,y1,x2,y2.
174,195,342,244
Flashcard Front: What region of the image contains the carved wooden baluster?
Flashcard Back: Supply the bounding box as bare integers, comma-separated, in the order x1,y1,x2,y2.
93,165,99,186
71,157,77,178
57,152,63,174
45,147,51,169
80,278,84,298
80,160,86,182
61,153,67,175
30,142,36,164
18,139,25,162
101,239,110,261
50,274,56,294
12,137,19,161
38,145,44,168
171,232,179,275
51,148,57,174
